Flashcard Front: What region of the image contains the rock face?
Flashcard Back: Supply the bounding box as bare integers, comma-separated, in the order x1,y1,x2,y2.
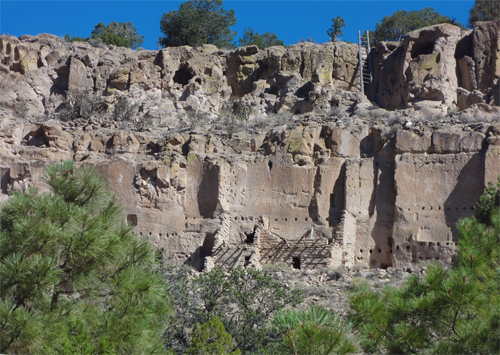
0,34,369,121
372,20,500,111
2,21,497,120
0,22,499,272
1,113,498,271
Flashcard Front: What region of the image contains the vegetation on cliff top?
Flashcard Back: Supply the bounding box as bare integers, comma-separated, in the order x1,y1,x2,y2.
469,0,500,24
60,0,496,50
371,7,464,43
159,0,237,48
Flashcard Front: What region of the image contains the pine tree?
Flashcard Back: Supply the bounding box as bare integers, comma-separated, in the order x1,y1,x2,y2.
159,0,236,48
349,178,500,354
0,161,168,354
271,305,357,355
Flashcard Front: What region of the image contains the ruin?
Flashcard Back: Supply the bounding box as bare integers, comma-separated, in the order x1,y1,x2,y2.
0,21,499,271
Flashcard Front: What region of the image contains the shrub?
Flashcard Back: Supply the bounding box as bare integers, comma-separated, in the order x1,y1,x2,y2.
350,277,371,289
218,111,244,137
14,99,29,118
238,28,284,49
91,22,144,49
162,266,303,354
113,97,139,122
328,105,344,118
134,115,153,132
381,123,401,140
188,316,241,355
327,265,346,281
474,176,500,226
58,89,104,121
268,111,293,127
187,110,208,130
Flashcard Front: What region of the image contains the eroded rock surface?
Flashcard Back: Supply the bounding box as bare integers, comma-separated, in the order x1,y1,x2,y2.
0,22,499,272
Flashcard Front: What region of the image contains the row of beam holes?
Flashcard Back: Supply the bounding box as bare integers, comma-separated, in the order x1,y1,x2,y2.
396,241,455,251
182,216,316,223
407,206,474,211
139,232,178,237
234,216,255,221
368,248,393,254
273,217,312,222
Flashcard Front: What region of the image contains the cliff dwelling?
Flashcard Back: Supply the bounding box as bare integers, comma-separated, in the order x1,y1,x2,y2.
0,21,499,271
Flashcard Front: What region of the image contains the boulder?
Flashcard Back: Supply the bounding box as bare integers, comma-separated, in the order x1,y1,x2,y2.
106,131,140,154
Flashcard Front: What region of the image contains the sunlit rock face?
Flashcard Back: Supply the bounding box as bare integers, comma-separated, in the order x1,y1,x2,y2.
0,21,499,271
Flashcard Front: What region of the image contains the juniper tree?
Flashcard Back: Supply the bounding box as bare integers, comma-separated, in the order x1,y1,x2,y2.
238,28,284,49
162,265,303,354
327,16,346,42
0,161,168,354
159,0,236,48
349,178,500,354
188,316,241,355
91,22,144,49
469,0,500,24
372,7,463,43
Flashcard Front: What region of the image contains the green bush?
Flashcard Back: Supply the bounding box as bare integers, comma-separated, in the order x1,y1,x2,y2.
14,99,29,118
188,316,241,355
238,28,284,49
113,97,139,122
372,7,464,43
162,266,303,354
91,22,144,49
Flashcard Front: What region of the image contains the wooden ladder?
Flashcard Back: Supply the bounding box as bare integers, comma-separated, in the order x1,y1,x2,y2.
358,30,373,100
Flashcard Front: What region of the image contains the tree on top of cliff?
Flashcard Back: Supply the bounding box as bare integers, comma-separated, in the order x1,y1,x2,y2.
91,21,144,49
469,0,500,24
327,16,346,42
372,7,463,43
0,161,168,354
159,0,236,48
238,28,284,49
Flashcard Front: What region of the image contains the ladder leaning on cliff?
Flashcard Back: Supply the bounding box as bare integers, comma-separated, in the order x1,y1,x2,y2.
358,30,373,100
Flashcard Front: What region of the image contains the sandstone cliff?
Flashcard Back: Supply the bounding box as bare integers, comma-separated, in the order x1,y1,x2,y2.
0,21,499,271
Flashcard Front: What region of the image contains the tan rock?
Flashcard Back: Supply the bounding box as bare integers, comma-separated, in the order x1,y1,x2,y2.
431,129,461,154
42,122,73,150
68,56,93,90
106,131,140,154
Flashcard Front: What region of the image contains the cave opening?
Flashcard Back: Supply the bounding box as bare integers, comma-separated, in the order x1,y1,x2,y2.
292,257,301,269
173,68,194,86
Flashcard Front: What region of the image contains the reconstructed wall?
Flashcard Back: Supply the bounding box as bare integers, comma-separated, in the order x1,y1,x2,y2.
0,22,499,271
2,115,498,271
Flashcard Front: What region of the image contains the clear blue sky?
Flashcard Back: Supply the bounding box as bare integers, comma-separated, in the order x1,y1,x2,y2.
1,0,475,50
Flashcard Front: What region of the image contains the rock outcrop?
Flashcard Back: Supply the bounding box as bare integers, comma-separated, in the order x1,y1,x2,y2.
372,20,499,111
0,21,499,272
